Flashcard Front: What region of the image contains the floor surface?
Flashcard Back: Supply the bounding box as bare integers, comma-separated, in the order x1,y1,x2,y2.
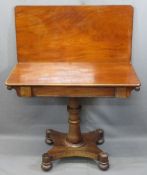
0,135,147,175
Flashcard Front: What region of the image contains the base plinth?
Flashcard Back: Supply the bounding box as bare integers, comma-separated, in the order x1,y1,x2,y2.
42,129,109,171
41,98,109,171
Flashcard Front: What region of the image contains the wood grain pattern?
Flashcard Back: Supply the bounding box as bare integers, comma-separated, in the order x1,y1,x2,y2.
115,87,132,98
6,5,141,98
28,86,115,97
15,6,133,63
5,6,141,170
5,62,140,87
42,98,109,171
9,86,133,98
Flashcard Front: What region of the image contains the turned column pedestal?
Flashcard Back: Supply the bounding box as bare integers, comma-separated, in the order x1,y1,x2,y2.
66,98,83,146
41,98,109,171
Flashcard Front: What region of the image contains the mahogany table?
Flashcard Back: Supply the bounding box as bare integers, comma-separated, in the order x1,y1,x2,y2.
5,6,140,171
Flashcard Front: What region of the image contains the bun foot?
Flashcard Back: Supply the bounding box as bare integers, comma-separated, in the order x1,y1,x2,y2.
98,161,109,171
41,163,52,171
96,129,104,145
41,153,53,171
98,152,109,171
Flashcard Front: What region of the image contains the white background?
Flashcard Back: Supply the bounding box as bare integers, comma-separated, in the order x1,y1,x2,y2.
0,1,147,175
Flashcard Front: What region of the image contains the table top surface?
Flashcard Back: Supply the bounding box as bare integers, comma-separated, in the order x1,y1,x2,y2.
5,6,140,90
5,62,140,87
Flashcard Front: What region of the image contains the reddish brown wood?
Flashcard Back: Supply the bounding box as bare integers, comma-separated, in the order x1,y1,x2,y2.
6,6,140,97
15,6,133,63
30,86,116,97
66,98,83,145
43,98,109,171
5,6,141,171
5,63,140,87
8,86,134,98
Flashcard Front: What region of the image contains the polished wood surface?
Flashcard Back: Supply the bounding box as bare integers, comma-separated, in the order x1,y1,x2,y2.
6,5,140,94
42,98,109,171
15,6,133,63
16,86,115,97
8,86,133,98
6,62,140,87
5,6,141,171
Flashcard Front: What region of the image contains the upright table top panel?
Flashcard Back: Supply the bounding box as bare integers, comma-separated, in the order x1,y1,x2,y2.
15,6,133,63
